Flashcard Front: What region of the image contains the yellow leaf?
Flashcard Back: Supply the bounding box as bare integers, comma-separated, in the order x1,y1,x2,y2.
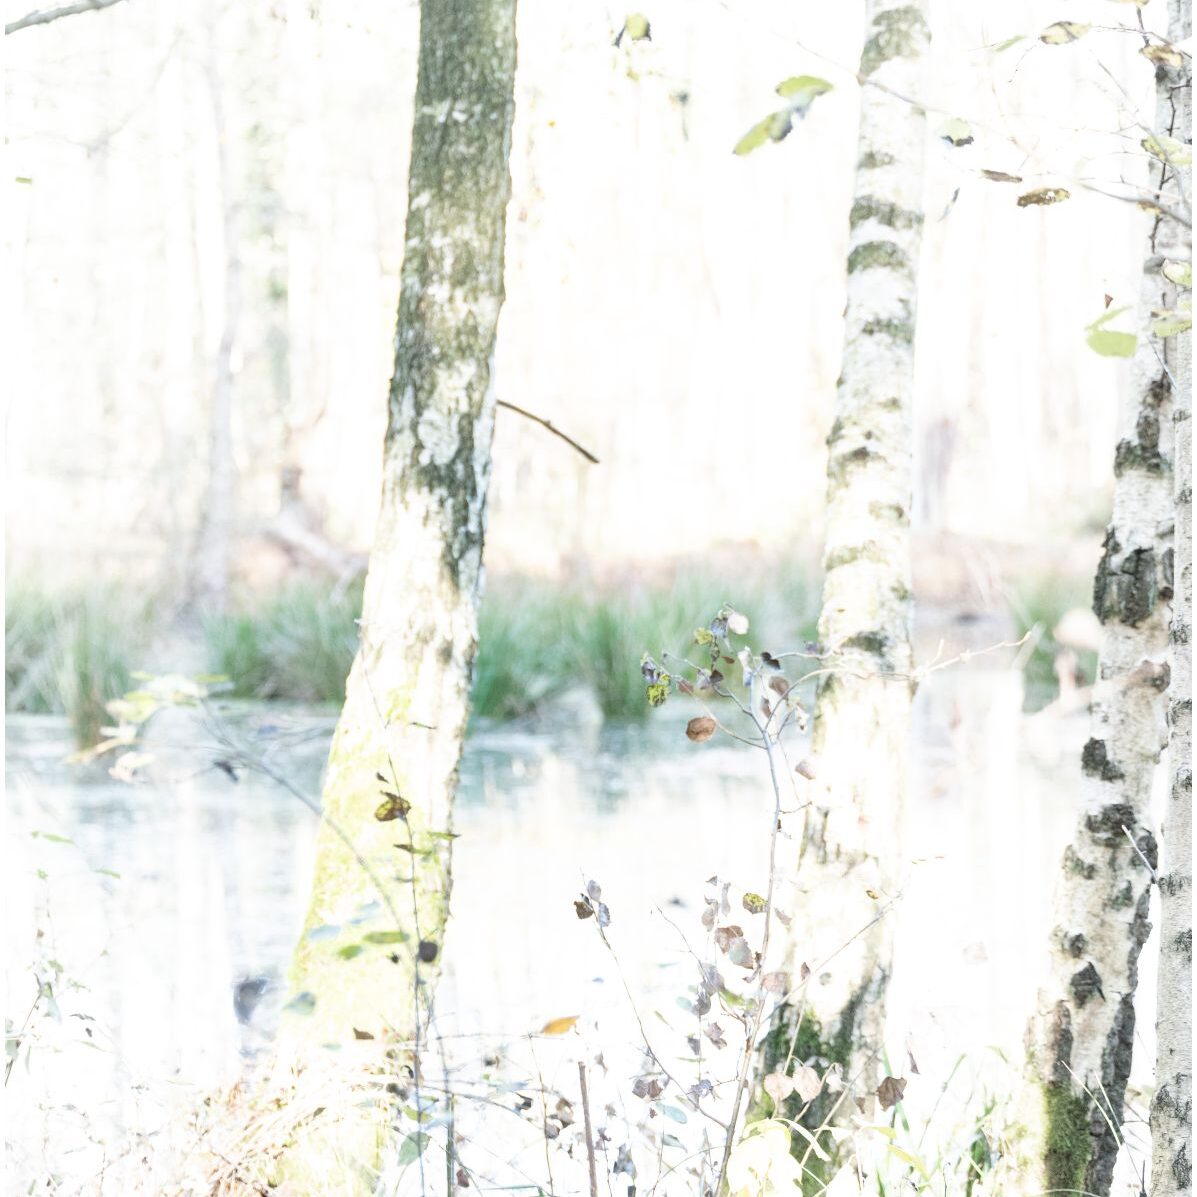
540,1015,579,1035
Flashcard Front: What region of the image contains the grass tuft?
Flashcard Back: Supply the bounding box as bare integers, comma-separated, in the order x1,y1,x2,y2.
5,585,148,747
204,583,364,704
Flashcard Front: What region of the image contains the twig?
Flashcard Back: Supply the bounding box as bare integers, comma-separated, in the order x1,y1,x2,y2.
497,399,600,464
578,1061,600,1197
5,0,123,35
1122,824,1159,883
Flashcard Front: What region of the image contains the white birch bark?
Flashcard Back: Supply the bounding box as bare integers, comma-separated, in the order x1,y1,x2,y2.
277,0,516,1135
1151,7,1193,1193
283,0,516,1040
1020,15,1188,1191
765,0,929,1118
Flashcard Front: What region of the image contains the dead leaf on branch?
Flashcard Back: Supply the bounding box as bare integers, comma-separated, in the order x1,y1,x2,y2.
632,1076,664,1100
686,715,717,742
703,1022,728,1049
541,1015,579,1035
794,1065,823,1104
1017,187,1071,207
876,1075,908,1111
713,925,745,953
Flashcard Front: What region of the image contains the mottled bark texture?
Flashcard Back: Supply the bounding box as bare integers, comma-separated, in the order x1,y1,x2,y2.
769,0,928,1106
1152,6,1193,1194
275,0,516,1187
1020,22,1187,1195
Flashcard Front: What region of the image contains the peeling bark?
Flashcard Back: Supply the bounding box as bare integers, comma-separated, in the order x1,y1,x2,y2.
1152,6,1193,1194
772,0,928,1102
1021,15,1186,1191
275,0,517,1187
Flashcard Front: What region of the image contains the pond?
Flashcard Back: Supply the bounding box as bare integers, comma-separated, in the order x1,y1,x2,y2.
3,661,1156,1194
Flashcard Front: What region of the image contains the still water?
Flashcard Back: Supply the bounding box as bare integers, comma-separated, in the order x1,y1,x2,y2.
3,667,1155,1194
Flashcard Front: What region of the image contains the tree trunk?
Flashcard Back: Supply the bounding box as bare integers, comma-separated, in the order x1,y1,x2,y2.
763,0,929,1125
1152,7,1193,1193
274,0,517,1187
189,13,240,617
1019,24,1186,1191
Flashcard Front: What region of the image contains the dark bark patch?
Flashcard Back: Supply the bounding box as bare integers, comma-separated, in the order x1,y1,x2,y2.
1063,845,1097,879
1069,962,1104,1005
1174,927,1192,964
1084,802,1135,846
1085,993,1136,1194
1093,533,1161,627
1081,738,1124,782
859,5,931,77
849,196,923,231
1113,410,1166,477
847,239,911,275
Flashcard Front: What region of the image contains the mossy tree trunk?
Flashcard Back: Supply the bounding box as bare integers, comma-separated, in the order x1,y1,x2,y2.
767,0,929,1116
274,0,517,1188
1019,23,1187,1193
1152,6,1192,1193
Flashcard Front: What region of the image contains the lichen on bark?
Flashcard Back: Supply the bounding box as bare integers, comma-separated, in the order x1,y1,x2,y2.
270,0,519,1189
767,0,928,1149
1021,6,1182,1185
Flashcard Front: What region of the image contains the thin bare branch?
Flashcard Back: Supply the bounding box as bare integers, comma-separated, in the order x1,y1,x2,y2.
6,0,124,36
497,399,600,463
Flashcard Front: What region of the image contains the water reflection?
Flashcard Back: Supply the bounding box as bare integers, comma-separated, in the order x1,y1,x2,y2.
4,669,1154,1194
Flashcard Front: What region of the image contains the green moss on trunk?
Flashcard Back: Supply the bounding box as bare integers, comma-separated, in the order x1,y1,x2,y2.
1043,1083,1093,1193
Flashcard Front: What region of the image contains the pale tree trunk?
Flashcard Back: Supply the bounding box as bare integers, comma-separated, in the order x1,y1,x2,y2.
189,12,240,617
273,0,517,1188
764,0,929,1120
1018,26,1187,1194
1152,6,1193,1193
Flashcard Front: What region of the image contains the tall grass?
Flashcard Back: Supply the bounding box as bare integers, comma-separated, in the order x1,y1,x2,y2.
478,567,823,722
1007,573,1099,708
204,583,364,704
5,586,148,746
5,566,824,733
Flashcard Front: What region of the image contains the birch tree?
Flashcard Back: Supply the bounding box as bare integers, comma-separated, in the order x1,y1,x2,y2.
278,0,517,1093
1152,10,1193,1194
1019,21,1189,1192
763,0,929,1105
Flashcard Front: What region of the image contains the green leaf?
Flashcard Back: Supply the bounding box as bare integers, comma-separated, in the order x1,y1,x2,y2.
398,1133,430,1166
1162,260,1192,289
337,944,365,960
615,13,651,46
742,892,768,914
655,1103,688,1123
733,110,792,156
1040,21,1089,44
1086,328,1137,357
775,75,833,114
991,35,1026,52
31,831,74,845
938,117,974,147
1152,310,1193,338
362,930,409,945
1142,134,1193,166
